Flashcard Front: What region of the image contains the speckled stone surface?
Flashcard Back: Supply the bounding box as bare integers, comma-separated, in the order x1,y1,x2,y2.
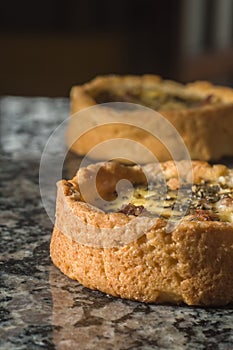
1,96,233,350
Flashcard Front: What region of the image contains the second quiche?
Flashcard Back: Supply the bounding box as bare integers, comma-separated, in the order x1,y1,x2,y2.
67,75,233,162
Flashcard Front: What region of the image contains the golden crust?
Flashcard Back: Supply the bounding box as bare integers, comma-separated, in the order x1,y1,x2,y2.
51,222,233,306
50,161,233,306
67,75,233,162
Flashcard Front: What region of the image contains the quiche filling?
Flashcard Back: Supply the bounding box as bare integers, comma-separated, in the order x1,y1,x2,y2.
68,175,233,223
100,180,233,222
94,89,218,111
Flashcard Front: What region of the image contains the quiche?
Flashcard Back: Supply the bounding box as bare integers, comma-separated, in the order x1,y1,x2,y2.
67,75,233,162
50,161,233,306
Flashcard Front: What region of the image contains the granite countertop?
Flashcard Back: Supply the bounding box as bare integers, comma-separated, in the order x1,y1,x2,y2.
1,96,233,350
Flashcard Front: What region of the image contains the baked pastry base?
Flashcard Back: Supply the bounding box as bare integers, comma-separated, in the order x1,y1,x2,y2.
51,224,233,306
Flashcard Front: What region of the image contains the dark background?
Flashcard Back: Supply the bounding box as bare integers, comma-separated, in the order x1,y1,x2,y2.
0,0,233,96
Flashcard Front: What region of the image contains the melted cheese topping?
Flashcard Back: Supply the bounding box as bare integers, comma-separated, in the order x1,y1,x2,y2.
99,177,233,223
95,89,219,111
